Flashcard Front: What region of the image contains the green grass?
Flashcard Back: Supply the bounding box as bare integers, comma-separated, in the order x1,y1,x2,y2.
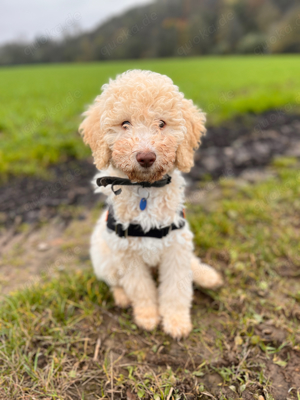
1,55,300,177
1,160,300,399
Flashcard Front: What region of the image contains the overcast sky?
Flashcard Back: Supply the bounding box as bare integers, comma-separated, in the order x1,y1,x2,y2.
0,0,153,44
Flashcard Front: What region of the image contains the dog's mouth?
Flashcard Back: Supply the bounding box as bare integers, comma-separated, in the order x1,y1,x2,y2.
124,167,167,184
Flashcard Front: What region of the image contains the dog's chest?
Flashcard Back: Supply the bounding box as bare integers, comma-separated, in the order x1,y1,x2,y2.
109,172,185,229
134,237,166,267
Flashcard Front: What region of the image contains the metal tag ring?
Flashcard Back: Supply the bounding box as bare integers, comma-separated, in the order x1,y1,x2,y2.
137,187,150,199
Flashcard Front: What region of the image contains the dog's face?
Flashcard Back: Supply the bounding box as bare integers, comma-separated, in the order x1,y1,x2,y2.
79,70,206,182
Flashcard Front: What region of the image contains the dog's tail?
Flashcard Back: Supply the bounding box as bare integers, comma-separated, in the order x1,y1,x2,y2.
191,255,223,289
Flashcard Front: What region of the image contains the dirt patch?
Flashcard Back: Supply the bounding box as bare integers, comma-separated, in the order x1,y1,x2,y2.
0,208,94,296
25,294,299,399
0,158,100,227
189,110,300,181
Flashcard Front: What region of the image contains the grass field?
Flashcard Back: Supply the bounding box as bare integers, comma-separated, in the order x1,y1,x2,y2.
1,55,300,177
1,159,300,399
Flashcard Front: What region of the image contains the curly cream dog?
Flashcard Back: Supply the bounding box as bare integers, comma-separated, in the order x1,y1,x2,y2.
79,70,223,339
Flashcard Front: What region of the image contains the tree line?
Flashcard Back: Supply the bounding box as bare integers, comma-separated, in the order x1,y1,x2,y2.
1,0,300,65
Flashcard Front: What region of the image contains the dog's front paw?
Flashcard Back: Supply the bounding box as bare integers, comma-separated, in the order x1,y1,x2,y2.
134,306,160,331
162,313,192,339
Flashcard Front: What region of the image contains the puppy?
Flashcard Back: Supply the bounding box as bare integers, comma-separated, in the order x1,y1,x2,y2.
79,70,223,339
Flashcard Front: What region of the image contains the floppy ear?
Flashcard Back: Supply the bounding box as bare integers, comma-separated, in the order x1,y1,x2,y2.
176,98,206,172
79,98,111,170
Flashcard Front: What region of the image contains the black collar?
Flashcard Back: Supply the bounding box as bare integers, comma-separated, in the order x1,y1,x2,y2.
96,175,172,195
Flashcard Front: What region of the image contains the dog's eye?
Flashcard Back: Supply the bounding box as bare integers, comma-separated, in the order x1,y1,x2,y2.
122,121,131,130
159,120,166,129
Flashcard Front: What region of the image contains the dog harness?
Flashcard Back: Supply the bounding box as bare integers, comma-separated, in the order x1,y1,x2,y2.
97,175,185,238
106,206,185,239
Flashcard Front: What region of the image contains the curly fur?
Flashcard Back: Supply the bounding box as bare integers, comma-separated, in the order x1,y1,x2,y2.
79,70,223,339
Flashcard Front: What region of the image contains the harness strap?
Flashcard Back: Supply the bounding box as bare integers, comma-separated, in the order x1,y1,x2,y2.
106,208,185,239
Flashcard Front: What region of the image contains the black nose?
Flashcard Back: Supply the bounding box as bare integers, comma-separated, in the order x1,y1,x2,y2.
136,152,156,168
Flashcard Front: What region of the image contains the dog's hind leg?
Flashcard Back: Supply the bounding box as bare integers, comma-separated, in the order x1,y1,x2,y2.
112,286,131,308
191,255,223,289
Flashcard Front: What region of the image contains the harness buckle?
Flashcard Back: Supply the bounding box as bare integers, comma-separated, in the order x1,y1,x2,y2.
115,223,128,238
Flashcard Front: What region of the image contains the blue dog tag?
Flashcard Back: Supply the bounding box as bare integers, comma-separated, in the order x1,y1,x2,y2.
140,198,147,210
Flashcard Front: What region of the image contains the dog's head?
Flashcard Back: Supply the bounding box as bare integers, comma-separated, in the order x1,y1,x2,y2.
79,70,206,182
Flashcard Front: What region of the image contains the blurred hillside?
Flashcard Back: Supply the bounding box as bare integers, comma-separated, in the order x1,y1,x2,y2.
1,0,300,65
